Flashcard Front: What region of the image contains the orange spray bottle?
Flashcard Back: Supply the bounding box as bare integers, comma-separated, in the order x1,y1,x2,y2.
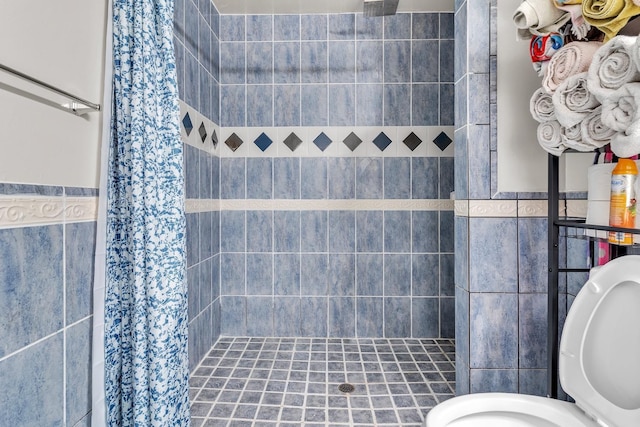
608,158,637,245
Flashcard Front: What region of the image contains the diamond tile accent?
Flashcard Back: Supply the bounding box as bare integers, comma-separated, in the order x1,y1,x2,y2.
343,132,362,152
373,132,392,151
224,133,244,152
182,113,193,136
254,133,273,152
211,130,218,148
403,132,422,151
198,122,207,143
433,131,453,151
283,132,303,152
313,132,332,151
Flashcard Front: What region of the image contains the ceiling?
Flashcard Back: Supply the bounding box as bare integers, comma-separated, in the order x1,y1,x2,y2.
212,0,454,14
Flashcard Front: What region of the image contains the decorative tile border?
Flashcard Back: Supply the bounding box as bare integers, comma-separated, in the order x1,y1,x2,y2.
185,199,453,213
179,101,455,158
566,200,588,218
0,196,98,228
185,199,220,213
454,199,588,218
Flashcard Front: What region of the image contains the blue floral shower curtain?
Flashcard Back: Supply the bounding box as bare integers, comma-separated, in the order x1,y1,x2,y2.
105,0,189,425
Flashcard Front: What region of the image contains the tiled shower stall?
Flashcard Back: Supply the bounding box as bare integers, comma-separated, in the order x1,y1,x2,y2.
174,1,457,371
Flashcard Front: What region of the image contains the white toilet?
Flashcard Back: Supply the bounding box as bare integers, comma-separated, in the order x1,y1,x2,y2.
426,255,640,427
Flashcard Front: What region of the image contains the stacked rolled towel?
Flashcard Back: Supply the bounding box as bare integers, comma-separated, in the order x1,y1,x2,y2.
582,0,640,41
561,122,594,150
587,35,640,101
552,72,601,127
513,0,570,39
603,83,640,157
600,82,640,131
580,105,617,149
542,41,603,93
530,87,556,122
537,120,567,155
633,33,640,72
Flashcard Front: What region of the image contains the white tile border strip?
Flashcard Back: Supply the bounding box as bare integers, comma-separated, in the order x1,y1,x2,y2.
454,199,589,218
185,199,220,213
0,196,98,228
468,200,518,217
186,199,454,212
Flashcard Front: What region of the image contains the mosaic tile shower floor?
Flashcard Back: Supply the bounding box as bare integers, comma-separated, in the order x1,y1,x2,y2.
189,337,455,426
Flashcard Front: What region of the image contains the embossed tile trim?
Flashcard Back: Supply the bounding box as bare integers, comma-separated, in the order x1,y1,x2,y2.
566,200,588,218
185,199,221,213
468,200,518,217
0,196,98,228
453,199,588,218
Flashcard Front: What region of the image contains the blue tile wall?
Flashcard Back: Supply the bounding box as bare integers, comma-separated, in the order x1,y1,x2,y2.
468,217,518,293
469,369,518,393
218,157,454,338
65,222,96,325
519,293,547,370
175,0,220,124
0,226,64,357
469,293,518,369
216,12,454,127
66,318,92,425
183,139,222,370
0,186,98,425
0,333,64,426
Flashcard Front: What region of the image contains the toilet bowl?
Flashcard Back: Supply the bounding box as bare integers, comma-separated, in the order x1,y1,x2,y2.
425,255,640,427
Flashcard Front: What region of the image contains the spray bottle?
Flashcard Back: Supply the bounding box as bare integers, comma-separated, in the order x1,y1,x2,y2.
608,158,637,245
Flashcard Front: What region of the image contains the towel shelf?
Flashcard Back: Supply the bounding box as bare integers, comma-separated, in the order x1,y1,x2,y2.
0,63,101,116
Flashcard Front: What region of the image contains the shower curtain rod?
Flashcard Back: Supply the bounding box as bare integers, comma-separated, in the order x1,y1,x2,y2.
0,62,101,115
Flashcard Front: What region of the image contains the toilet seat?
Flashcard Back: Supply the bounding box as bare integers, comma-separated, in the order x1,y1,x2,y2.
425,392,596,426
426,255,640,427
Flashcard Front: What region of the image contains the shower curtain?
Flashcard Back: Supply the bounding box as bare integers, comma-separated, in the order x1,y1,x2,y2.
93,0,190,425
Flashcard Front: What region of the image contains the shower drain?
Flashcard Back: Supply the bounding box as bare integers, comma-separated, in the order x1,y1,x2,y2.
338,383,355,393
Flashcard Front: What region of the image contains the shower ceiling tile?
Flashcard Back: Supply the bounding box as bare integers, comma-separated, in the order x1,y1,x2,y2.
199,122,208,143
403,132,422,151
372,132,392,151
313,132,333,151
343,132,362,152
433,131,453,151
254,132,273,152
182,112,194,136
283,132,303,151
225,133,244,152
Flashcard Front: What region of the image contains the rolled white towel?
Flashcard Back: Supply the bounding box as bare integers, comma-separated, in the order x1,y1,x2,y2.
530,88,555,122
633,34,640,76
562,123,597,151
587,35,640,102
537,120,567,156
552,72,600,128
513,0,570,39
542,41,603,94
579,106,617,150
600,83,640,132
607,83,640,157
610,131,640,158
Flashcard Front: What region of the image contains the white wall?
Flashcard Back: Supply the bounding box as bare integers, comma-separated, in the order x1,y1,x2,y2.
0,1,108,188
497,0,592,193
